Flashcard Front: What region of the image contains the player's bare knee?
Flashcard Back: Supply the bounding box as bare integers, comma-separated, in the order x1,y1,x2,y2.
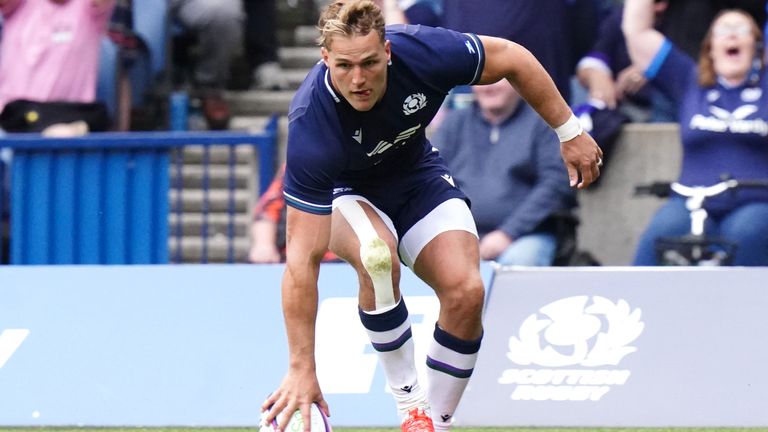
441,279,484,317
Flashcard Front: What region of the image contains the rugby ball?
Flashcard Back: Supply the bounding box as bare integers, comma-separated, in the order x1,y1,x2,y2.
260,403,332,432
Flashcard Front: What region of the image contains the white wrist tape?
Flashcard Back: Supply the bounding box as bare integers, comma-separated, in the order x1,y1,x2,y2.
554,113,583,143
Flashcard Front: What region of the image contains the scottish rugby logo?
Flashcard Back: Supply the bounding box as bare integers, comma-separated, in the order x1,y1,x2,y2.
498,296,644,401
403,93,427,115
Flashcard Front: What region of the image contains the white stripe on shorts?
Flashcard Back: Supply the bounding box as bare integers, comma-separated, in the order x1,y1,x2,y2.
399,198,478,268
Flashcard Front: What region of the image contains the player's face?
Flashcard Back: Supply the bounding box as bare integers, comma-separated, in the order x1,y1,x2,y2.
709,12,758,83
322,32,391,112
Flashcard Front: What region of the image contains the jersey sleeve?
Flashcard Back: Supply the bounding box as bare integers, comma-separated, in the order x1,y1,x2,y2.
394,24,485,93
283,106,346,215
644,38,697,107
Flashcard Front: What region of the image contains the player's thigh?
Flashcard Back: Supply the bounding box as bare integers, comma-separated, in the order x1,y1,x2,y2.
412,227,484,339
329,195,399,269
405,198,482,298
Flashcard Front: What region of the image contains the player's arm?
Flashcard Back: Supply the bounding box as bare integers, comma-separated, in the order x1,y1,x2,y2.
262,205,331,430
477,35,603,189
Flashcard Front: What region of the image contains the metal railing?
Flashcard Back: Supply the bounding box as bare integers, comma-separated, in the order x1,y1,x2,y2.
0,115,278,265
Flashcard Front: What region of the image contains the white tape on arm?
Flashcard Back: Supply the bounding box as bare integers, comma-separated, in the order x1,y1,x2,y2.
554,113,583,143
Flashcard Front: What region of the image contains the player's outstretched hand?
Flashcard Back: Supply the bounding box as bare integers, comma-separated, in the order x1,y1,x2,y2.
261,368,329,432
560,132,603,189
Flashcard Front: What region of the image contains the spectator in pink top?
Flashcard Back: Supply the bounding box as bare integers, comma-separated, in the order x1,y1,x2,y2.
0,0,114,134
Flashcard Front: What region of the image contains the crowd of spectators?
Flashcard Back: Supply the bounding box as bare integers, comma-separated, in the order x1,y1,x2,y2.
1,0,767,266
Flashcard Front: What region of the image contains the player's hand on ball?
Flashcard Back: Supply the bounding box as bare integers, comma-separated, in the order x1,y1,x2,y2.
260,402,332,432
261,369,330,432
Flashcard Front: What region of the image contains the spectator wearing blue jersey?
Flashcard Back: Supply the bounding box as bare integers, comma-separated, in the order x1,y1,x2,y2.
624,0,768,266
261,1,602,431
431,80,577,266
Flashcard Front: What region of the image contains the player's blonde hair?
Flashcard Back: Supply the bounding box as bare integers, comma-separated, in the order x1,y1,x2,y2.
317,0,386,50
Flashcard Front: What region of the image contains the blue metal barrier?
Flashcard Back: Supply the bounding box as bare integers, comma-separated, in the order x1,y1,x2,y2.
0,116,278,265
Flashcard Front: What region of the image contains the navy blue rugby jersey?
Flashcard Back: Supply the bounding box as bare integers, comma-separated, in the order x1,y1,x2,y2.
647,39,768,211
283,24,485,215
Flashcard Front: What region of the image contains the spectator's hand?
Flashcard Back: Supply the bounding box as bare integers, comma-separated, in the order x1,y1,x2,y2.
615,66,647,97
249,219,281,263
479,230,513,261
90,0,112,12
587,69,619,109
561,132,603,189
0,0,20,13
249,241,281,263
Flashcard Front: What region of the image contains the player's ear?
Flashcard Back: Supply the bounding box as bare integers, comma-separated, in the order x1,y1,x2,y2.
385,40,391,63
321,47,330,67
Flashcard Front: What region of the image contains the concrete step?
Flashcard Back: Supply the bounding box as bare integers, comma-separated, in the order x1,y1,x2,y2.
168,212,251,237
231,115,288,163
225,90,295,116
294,25,320,47
168,236,250,263
277,0,319,46
174,145,256,165
279,46,321,69
284,68,312,89
169,189,252,213
170,165,253,189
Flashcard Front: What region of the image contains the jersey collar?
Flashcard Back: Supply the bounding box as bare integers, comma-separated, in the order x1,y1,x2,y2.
324,69,341,103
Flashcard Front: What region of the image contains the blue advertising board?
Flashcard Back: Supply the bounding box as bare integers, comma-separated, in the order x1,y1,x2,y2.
0,263,493,427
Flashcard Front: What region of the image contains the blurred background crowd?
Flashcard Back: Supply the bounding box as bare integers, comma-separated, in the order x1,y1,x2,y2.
1,0,767,267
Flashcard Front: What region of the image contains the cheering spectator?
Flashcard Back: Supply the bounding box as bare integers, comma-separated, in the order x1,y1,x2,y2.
624,0,768,265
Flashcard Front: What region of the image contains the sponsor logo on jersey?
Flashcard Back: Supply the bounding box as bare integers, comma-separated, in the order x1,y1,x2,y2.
366,141,394,156
403,93,427,115
690,104,768,136
441,174,455,187
366,124,422,157
498,296,644,401
741,87,762,102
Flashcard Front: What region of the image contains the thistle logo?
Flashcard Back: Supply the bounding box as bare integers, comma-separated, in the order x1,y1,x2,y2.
498,296,644,401
0,329,30,369
403,93,427,115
